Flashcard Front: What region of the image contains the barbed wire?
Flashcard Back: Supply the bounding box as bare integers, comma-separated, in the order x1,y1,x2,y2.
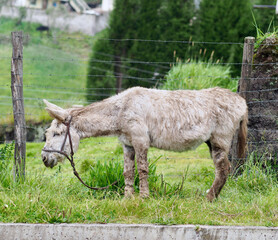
0,83,124,91
249,114,278,118
3,90,277,108
1,92,278,108
28,35,276,47
0,96,93,104
4,52,278,67
247,99,278,104
1,83,278,94
0,87,112,97
249,129,278,132
94,51,172,69
1,33,277,46
0,70,278,83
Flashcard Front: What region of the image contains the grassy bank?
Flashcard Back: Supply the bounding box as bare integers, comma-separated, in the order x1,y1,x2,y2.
0,17,93,124
0,139,277,226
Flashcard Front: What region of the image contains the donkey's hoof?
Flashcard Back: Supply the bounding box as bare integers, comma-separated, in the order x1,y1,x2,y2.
139,192,150,199
124,188,135,198
206,191,216,202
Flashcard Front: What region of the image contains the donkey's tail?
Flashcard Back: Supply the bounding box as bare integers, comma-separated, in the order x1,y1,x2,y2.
237,110,248,159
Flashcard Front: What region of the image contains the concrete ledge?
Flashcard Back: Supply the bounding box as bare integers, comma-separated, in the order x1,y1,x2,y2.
0,223,278,240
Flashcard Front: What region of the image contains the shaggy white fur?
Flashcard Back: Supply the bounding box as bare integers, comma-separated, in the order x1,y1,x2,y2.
41,87,248,201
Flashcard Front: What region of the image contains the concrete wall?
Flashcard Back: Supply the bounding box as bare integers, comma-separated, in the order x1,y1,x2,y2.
0,223,278,240
0,6,110,36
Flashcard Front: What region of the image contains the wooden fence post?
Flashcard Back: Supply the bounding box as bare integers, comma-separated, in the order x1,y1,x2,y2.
230,36,255,172
238,37,255,98
11,31,26,181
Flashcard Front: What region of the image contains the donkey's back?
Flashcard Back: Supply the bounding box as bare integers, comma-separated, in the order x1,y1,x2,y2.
117,87,247,153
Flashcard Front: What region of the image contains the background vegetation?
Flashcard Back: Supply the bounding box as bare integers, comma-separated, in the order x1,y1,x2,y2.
0,17,93,124
86,0,276,99
87,0,196,100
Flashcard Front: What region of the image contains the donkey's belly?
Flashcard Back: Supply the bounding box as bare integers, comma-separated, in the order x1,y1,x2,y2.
150,138,204,152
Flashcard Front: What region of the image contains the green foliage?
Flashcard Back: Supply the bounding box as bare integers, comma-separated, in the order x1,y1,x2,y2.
163,61,237,91
252,14,278,50
230,152,278,194
252,0,277,33
197,0,255,75
0,143,14,187
87,0,195,101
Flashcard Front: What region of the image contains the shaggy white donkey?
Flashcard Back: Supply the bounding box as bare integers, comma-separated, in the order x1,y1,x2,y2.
41,87,248,201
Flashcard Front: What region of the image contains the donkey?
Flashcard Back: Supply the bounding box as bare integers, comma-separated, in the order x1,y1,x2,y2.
41,87,248,201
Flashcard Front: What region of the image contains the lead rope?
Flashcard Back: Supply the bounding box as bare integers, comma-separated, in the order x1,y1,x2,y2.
43,118,118,190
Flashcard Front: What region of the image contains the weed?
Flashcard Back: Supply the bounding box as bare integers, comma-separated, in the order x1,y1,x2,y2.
252,12,278,50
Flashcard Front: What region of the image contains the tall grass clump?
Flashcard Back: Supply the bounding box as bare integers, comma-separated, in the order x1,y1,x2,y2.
252,13,278,51
162,61,237,91
0,143,14,188
81,156,186,198
231,152,278,194
82,158,160,195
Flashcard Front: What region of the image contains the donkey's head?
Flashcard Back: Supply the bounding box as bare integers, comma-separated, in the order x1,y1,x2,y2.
41,100,80,168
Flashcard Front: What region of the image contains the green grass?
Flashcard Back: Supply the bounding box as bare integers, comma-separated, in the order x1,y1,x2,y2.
0,17,95,124
163,61,238,91
0,139,278,226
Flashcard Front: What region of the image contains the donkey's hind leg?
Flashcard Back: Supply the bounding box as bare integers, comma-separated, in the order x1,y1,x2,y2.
206,144,231,201
123,145,135,197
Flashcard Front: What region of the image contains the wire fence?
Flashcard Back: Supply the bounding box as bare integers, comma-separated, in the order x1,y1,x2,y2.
1,34,277,166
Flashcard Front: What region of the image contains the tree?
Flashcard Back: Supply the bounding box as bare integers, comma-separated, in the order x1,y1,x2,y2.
197,0,255,75
87,0,195,101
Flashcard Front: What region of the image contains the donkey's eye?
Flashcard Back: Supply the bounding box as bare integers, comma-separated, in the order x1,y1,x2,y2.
53,133,60,137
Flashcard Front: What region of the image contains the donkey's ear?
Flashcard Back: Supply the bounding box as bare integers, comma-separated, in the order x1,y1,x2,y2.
45,107,68,122
43,99,68,122
43,99,64,111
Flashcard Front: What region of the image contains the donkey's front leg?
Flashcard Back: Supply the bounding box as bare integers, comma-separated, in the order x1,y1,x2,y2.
132,138,149,198
207,146,231,201
123,145,135,197
136,147,149,198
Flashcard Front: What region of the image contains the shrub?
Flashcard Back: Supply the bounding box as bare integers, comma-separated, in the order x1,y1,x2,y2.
162,61,237,91
197,0,255,75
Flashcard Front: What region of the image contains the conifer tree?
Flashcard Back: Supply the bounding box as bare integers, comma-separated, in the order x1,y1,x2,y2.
87,0,195,101
197,0,255,75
